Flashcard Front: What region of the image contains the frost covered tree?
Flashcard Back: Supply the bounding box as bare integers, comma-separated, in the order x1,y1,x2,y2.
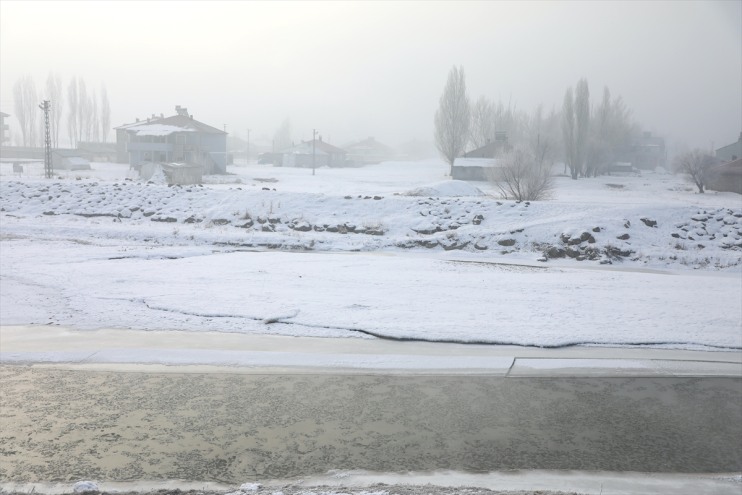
526,104,560,168
45,72,63,148
574,78,590,177
67,77,79,147
562,87,577,177
100,84,111,142
586,86,633,177
674,149,715,193
562,78,590,179
273,117,292,152
13,75,38,147
469,95,496,149
434,65,470,175
488,146,554,201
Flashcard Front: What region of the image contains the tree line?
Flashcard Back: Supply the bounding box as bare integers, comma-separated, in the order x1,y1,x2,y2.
11,73,111,148
434,65,637,180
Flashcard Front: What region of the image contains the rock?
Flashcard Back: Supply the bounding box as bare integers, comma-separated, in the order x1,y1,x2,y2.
617,233,630,240
211,218,230,225
580,232,596,243
289,221,312,232
497,238,516,246
441,240,470,251
565,247,581,258
605,246,633,258
640,217,658,228
546,246,566,258
592,226,601,232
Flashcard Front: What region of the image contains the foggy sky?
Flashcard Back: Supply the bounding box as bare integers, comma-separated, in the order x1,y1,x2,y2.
1,0,740,153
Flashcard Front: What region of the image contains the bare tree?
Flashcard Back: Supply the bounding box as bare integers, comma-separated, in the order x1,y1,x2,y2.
77,78,88,145
88,89,99,142
13,75,38,147
488,146,554,201
574,78,590,178
45,72,63,148
469,95,495,149
434,65,470,175
562,87,577,177
561,78,590,179
526,104,560,168
586,86,633,177
674,149,715,193
67,77,79,147
273,117,292,152
100,84,111,142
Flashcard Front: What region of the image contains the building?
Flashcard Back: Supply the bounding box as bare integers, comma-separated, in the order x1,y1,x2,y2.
462,132,511,159
52,150,91,170
0,112,9,145
716,133,742,162
115,106,227,174
706,158,742,195
452,133,511,180
77,141,117,162
451,157,503,181
278,138,346,168
629,131,666,170
343,137,395,166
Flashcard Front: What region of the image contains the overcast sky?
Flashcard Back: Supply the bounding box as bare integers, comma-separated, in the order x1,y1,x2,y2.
1,0,740,152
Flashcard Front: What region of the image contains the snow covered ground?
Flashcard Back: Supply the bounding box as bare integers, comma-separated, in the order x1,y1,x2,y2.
1,159,741,353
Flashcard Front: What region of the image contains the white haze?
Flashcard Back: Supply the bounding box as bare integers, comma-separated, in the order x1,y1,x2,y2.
0,0,740,152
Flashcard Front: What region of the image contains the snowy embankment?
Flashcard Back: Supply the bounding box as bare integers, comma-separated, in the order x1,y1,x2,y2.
1,175,741,268
1,160,741,351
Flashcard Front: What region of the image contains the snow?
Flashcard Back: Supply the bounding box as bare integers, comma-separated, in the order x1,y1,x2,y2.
128,124,194,136
1,159,741,358
403,179,485,196
72,481,99,493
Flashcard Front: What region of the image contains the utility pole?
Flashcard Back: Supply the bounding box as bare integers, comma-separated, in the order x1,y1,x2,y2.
312,128,317,176
39,100,52,179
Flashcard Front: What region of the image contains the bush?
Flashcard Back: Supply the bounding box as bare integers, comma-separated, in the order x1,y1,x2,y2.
487,147,554,201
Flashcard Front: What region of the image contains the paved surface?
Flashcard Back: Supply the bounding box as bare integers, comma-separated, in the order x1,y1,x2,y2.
1,326,741,494
2,326,741,376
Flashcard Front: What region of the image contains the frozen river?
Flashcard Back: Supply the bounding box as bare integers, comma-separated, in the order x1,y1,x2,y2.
1,365,740,484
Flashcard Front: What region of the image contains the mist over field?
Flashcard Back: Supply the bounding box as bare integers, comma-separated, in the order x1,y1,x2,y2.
1,0,740,154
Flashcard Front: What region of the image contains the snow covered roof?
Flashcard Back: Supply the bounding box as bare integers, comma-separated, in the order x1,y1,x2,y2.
344,137,394,154
128,124,196,137
281,139,346,155
116,113,225,135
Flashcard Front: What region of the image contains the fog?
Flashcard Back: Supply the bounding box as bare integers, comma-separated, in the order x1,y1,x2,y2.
1,0,740,152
